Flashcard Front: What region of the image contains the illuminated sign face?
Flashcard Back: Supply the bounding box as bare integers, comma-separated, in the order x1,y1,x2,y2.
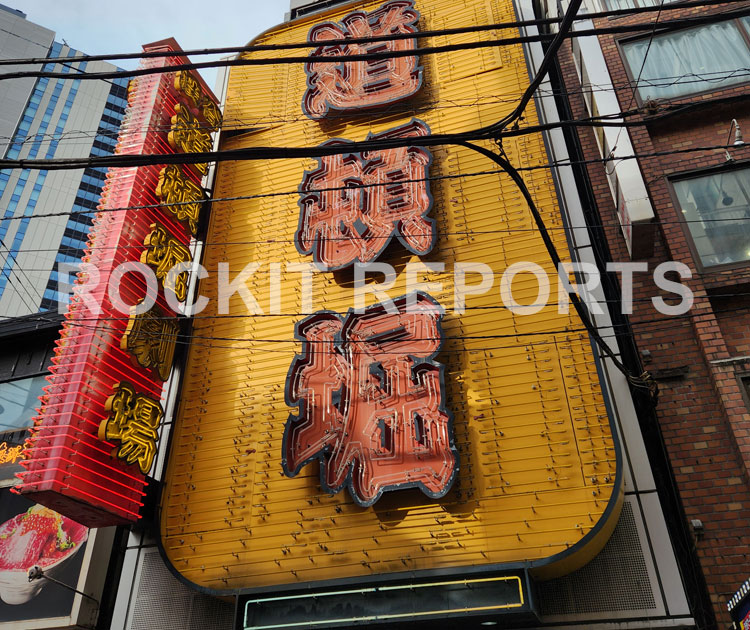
141,223,192,303
121,305,180,381
283,292,456,506
302,0,423,119
15,40,220,527
296,119,434,270
161,0,622,596
99,382,164,475
0,442,23,465
155,165,206,236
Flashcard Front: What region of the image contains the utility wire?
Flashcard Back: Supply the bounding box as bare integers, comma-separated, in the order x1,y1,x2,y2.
11,208,750,259
608,0,667,163
0,126,741,171
1,0,741,393
483,0,582,134
0,238,44,313
31,0,654,389
7,289,750,309
2,9,750,82
9,288,750,316
455,0,646,389
2,75,746,148
0,0,742,69
32,304,734,356
0,142,743,220
460,139,644,388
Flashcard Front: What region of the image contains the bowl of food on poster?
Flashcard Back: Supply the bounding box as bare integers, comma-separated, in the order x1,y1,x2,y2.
0,504,88,604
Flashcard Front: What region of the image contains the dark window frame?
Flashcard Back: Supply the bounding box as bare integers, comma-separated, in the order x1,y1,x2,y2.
603,0,672,12
736,371,750,412
615,15,750,106
667,161,750,273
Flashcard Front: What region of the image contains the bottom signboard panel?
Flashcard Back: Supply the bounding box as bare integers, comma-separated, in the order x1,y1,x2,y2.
238,572,536,630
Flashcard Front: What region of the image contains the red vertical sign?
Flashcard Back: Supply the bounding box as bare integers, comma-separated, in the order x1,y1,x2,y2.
14,39,219,527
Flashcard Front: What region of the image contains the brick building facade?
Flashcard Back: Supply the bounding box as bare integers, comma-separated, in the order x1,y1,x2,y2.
555,0,750,626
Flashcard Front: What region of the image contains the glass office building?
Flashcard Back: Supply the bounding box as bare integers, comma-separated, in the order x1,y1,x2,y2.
0,4,126,316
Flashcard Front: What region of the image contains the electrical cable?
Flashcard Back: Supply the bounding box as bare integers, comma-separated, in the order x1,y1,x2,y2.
481,0,582,133
2,8,750,82
2,75,746,148
0,121,744,172
9,287,750,315
19,0,654,385
27,302,742,358
0,0,743,69
458,139,646,388
608,0,667,163
0,0,742,391
10,207,750,258
0,238,44,313
0,141,744,221
451,0,652,389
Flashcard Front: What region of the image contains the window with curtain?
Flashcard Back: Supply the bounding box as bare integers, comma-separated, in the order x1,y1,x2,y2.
605,0,662,10
673,167,750,267
621,19,750,100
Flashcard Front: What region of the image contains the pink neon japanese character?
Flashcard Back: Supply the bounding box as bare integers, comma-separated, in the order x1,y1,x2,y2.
283,292,457,506
303,0,423,119
296,119,434,271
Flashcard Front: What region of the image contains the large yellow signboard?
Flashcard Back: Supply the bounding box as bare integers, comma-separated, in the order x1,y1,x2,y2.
160,0,622,593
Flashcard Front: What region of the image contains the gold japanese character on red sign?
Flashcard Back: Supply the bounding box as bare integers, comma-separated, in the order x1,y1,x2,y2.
303,0,423,119
175,70,202,108
297,118,434,270
283,292,457,506
141,223,192,302
174,71,222,131
121,306,179,381
155,165,205,235
100,382,163,474
199,96,222,130
168,103,212,176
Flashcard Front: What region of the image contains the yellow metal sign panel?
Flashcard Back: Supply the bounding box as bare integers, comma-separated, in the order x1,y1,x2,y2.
160,0,622,592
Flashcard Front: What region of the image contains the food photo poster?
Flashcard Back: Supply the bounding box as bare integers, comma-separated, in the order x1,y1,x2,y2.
0,488,88,622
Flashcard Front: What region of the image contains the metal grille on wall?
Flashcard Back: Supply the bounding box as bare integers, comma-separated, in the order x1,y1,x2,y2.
538,499,657,617
128,550,234,630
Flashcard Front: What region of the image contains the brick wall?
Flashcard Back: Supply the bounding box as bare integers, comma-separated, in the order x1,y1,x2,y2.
557,3,750,623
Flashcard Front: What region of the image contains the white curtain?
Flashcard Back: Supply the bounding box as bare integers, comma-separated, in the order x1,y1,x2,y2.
622,20,750,100
606,0,659,9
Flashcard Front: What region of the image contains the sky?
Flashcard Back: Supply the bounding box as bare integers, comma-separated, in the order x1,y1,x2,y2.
11,0,291,90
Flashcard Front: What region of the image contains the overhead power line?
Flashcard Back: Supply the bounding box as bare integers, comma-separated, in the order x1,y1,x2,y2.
23,304,736,357
0,238,44,313
0,115,742,172
9,201,750,261
608,0,668,159
2,73,746,147
0,141,743,223
0,0,741,70
8,288,750,315
468,0,647,391
1,8,750,82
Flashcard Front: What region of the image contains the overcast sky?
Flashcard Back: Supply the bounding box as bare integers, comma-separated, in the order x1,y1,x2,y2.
12,0,290,90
